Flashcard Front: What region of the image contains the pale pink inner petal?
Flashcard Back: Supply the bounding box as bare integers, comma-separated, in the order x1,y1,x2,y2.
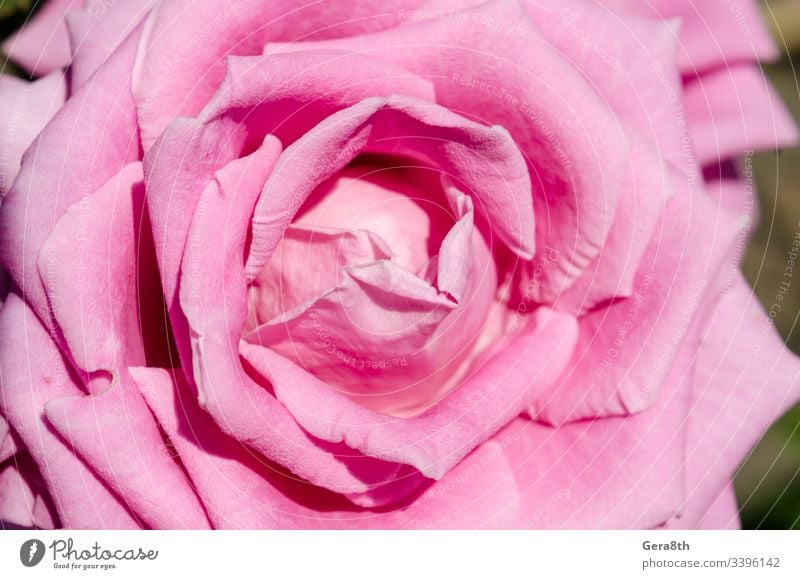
245,161,498,417
295,164,454,275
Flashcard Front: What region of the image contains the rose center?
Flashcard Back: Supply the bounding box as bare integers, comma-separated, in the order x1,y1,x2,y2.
244,158,497,417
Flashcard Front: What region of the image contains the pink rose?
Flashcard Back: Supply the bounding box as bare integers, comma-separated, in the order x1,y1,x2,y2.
1,0,798,529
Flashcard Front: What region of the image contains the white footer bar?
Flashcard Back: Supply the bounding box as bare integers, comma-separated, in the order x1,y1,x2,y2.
1,530,798,578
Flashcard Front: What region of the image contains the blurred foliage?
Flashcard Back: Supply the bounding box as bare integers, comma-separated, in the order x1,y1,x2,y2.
0,0,799,529
736,45,800,529
0,0,37,35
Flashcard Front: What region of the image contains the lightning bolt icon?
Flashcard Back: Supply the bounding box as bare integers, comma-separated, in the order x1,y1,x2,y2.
28,542,38,563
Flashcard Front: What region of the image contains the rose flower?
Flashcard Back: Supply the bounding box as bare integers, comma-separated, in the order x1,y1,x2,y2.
0,0,798,529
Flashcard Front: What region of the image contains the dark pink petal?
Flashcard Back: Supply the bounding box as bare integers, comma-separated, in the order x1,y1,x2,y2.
0,294,139,529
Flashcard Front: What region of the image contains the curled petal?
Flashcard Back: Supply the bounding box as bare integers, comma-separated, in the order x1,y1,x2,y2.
43,369,211,529
0,294,139,529
178,135,421,506
244,94,534,279
265,0,632,299
242,307,577,479
133,366,519,529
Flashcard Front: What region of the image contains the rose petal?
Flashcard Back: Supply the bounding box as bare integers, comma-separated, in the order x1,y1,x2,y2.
133,367,354,529
43,368,211,529
244,95,534,280
144,48,435,314
0,456,57,529
705,175,758,234
533,180,741,423
133,0,428,149
0,464,36,528
241,306,577,479
437,185,476,302
1,0,78,76
0,72,66,196
603,0,779,73
685,64,799,167
202,50,435,150
0,25,142,325
0,464,34,527
65,0,156,91
145,131,281,371
0,415,17,463
0,294,139,529
667,483,741,530
133,366,519,529
496,325,696,529
245,261,459,414
247,179,496,416
246,225,393,327
695,484,741,530
555,141,674,312
671,275,800,528
265,0,632,298
177,135,422,506
520,0,684,166
38,162,146,373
